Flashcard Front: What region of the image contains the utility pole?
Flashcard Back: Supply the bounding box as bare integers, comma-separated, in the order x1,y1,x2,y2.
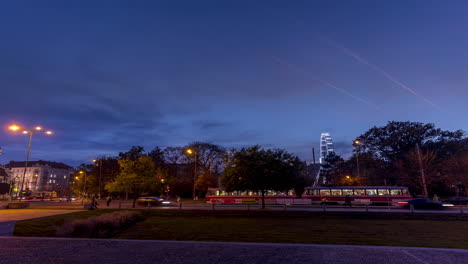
354,141,361,178
416,143,428,197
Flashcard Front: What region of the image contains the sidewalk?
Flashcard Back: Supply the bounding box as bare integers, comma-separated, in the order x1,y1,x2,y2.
0,237,466,264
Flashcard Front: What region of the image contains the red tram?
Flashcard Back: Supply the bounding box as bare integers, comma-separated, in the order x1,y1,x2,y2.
302,186,411,205
206,188,296,204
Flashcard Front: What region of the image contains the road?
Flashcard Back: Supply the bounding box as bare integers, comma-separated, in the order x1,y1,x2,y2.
6,200,466,214
0,237,466,264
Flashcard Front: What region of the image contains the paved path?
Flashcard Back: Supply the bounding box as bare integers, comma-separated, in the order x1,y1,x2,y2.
0,209,83,236
0,238,466,264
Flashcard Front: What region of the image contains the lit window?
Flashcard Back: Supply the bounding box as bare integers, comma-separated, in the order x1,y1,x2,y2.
366,189,377,195
378,189,389,195
320,189,331,195
331,189,342,195
354,189,365,195
342,189,353,195
390,189,402,195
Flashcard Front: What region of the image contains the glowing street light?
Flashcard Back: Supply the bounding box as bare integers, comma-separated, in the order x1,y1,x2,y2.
93,159,103,199
353,140,361,178
8,124,21,132
346,175,351,179
7,123,53,202
186,148,198,200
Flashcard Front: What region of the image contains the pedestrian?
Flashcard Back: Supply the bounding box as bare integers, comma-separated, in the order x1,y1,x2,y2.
106,195,112,207
176,195,181,203
90,196,99,210
433,194,440,202
344,195,352,207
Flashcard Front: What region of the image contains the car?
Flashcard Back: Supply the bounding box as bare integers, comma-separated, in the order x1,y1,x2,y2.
397,198,447,209
136,196,171,206
443,197,468,205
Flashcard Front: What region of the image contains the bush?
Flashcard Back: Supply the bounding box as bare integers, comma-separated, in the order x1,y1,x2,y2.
7,202,30,209
56,211,144,238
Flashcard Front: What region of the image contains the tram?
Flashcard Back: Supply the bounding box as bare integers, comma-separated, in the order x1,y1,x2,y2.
302,186,411,205
205,188,296,204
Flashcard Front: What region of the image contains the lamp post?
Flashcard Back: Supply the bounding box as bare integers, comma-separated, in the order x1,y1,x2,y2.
353,140,361,178
186,148,198,200
7,124,52,202
93,159,102,200
78,171,88,204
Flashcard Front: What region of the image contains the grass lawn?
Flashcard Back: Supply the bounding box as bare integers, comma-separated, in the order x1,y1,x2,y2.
14,210,468,249
14,209,120,237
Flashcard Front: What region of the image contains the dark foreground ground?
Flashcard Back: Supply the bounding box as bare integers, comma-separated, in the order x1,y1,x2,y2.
14,210,468,249
0,237,467,264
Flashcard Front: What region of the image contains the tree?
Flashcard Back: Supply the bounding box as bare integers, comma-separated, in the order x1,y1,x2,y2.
163,147,184,165
105,155,161,208
195,171,218,196
148,146,166,169
319,153,345,186
440,153,468,196
355,121,463,163
221,146,305,208
118,146,145,160
184,142,226,174
393,149,437,195
354,121,465,195
0,183,9,195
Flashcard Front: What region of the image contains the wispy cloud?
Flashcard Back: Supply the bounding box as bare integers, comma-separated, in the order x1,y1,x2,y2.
323,37,439,109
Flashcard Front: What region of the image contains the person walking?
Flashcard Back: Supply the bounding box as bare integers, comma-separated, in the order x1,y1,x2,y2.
90,196,99,210
344,195,352,207
106,195,112,207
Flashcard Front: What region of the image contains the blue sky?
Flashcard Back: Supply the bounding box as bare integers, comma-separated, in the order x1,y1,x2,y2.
1,1,468,166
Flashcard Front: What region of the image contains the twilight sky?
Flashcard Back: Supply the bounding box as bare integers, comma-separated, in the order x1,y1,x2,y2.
1,1,468,166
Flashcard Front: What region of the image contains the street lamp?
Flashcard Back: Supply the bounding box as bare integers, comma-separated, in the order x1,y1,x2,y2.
353,140,361,178
79,170,87,204
7,124,52,202
93,159,103,199
186,148,198,200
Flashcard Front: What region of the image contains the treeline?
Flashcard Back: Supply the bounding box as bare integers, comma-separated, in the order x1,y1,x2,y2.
320,121,468,197
71,142,227,204
71,121,468,203
72,142,307,207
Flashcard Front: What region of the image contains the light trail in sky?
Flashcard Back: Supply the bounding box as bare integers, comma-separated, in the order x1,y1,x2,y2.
272,56,380,110
324,38,439,109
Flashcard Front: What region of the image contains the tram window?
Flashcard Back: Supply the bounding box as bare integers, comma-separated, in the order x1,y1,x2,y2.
342,189,353,195
401,189,409,195
390,189,401,195
378,189,389,195
366,189,377,195
320,189,331,195
288,190,294,195
331,189,342,195
354,189,365,195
